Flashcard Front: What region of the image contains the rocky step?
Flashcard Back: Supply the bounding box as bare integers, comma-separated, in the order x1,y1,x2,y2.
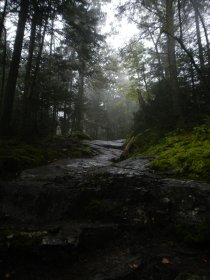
1,173,210,233
1,224,210,280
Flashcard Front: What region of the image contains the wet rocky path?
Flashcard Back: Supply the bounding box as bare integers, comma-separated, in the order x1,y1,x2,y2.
0,140,210,280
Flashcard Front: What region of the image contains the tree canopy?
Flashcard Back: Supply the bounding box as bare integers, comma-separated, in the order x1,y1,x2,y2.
0,0,209,140
118,0,210,133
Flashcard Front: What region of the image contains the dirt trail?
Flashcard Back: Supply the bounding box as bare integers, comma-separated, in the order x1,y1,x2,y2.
0,140,210,280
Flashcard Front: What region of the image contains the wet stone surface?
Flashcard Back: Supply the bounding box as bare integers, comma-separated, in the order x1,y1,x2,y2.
0,140,210,279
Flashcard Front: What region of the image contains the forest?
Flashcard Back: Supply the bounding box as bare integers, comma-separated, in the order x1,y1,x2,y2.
0,0,210,139
119,0,210,133
1,0,210,178
0,0,136,141
117,0,210,180
1,1,210,279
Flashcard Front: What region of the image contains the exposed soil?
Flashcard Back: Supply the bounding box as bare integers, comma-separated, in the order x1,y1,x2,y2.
0,140,210,280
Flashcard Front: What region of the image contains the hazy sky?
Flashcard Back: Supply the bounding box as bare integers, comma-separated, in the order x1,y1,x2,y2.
101,1,139,49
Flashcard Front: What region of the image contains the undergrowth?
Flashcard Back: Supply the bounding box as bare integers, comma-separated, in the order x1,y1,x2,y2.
0,134,92,178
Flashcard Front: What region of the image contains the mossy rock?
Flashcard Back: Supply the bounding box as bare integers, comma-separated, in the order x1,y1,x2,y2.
0,145,45,177
0,135,93,178
71,131,92,140
12,146,45,167
134,126,210,180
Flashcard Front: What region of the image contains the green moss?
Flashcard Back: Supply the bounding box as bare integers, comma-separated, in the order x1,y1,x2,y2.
0,143,46,177
149,139,210,179
0,136,93,178
133,126,210,180
12,146,45,166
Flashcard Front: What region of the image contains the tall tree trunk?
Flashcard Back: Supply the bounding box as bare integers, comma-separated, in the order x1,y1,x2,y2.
62,99,67,134
51,103,57,135
165,0,182,121
63,70,73,135
141,63,148,91
0,0,7,96
29,20,47,100
49,15,56,135
177,0,183,41
0,0,7,40
164,31,206,85
22,11,38,134
50,17,55,56
148,30,165,80
190,0,210,91
23,12,37,100
137,88,146,113
0,26,7,107
190,63,198,110
190,0,210,66
25,21,47,137
194,7,204,69
0,0,29,135
75,60,85,131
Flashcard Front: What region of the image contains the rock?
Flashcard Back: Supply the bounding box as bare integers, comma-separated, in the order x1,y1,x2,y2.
175,273,210,280
1,140,210,279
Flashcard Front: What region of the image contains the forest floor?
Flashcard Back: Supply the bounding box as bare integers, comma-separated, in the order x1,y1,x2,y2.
0,140,210,280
